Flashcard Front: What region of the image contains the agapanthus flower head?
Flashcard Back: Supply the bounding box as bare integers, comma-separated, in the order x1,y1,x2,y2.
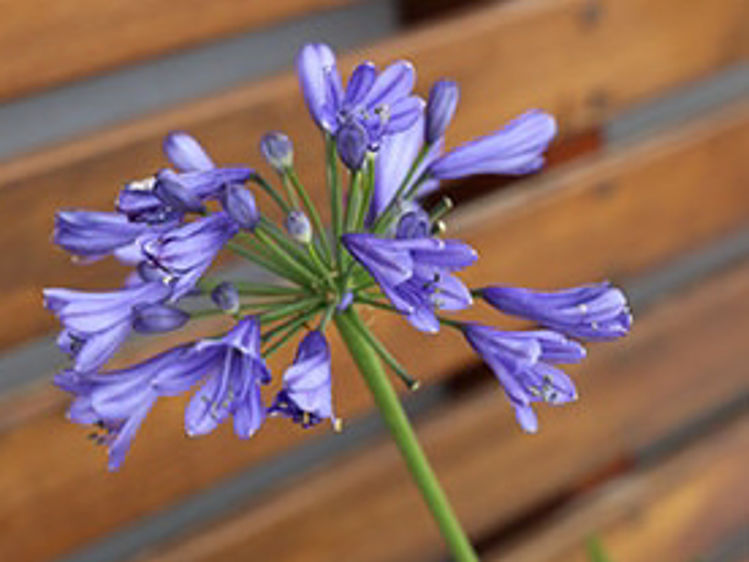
269,331,337,429
462,324,585,432
45,43,630,478
185,316,270,439
479,282,632,341
428,109,557,179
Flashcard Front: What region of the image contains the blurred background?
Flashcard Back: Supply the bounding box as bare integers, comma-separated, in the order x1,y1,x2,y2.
0,0,747,560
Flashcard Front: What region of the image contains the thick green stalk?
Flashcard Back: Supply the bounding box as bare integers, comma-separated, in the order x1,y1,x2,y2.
335,309,478,562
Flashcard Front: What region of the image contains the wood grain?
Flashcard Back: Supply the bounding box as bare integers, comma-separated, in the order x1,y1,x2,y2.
494,416,749,562
141,263,749,562
1,0,747,349
0,0,352,101
0,102,747,561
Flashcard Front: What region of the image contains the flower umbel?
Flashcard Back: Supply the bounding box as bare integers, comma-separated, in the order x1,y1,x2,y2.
46,41,631,562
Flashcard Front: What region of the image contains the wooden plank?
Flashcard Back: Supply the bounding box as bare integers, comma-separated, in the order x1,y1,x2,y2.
140,263,749,562
0,0,352,101
0,0,747,349
493,416,749,562
0,103,747,561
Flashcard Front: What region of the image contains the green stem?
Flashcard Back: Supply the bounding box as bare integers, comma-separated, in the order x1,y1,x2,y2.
335,309,478,562
250,173,291,215
287,168,332,264
254,229,319,288
226,240,308,286
255,296,323,324
325,134,344,267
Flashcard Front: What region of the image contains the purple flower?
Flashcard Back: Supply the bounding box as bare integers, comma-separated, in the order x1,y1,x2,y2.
55,345,206,470
284,210,312,244
185,316,270,439
296,43,421,148
425,80,459,145
260,131,294,172
462,324,586,432
343,210,477,332
163,131,215,172
143,212,239,300
211,281,240,314
428,110,556,179
132,303,189,334
370,114,441,220
222,184,259,230
480,283,632,341
269,331,337,428
336,119,368,170
44,282,171,373
54,210,150,260
154,167,255,210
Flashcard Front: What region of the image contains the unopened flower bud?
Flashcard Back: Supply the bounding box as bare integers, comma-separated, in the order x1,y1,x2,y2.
132,303,189,333
284,210,312,244
425,80,459,145
223,184,259,230
336,120,368,170
154,169,205,213
260,132,294,172
337,291,354,312
211,282,240,314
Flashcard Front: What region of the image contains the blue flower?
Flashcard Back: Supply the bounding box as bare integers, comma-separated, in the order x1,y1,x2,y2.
143,212,239,300
462,324,585,432
296,43,421,149
369,114,441,220
269,331,337,428
343,210,477,332
428,110,556,179
480,283,632,341
425,80,459,145
185,316,270,439
54,210,151,260
55,345,205,470
44,282,171,372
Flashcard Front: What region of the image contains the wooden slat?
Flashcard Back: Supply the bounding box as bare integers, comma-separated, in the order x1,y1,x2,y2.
0,102,747,561
1,0,747,349
494,416,749,562
141,262,749,562
0,0,352,101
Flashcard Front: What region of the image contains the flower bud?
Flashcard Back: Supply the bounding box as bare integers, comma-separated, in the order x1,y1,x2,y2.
211,282,240,314
336,120,368,170
260,132,294,172
284,210,312,244
425,80,459,145
222,184,260,230
132,303,189,333
154,169,206,213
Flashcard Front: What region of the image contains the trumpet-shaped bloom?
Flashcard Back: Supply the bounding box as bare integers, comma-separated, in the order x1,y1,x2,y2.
462,324,585,432
143,212,239,300
55,345,208,470
480,283,632,341
269,331,336,428
296,43,421,149
185,316,270,439
429,110,556,179
343,210,476,332
44,282,171,372
54,210,151,260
